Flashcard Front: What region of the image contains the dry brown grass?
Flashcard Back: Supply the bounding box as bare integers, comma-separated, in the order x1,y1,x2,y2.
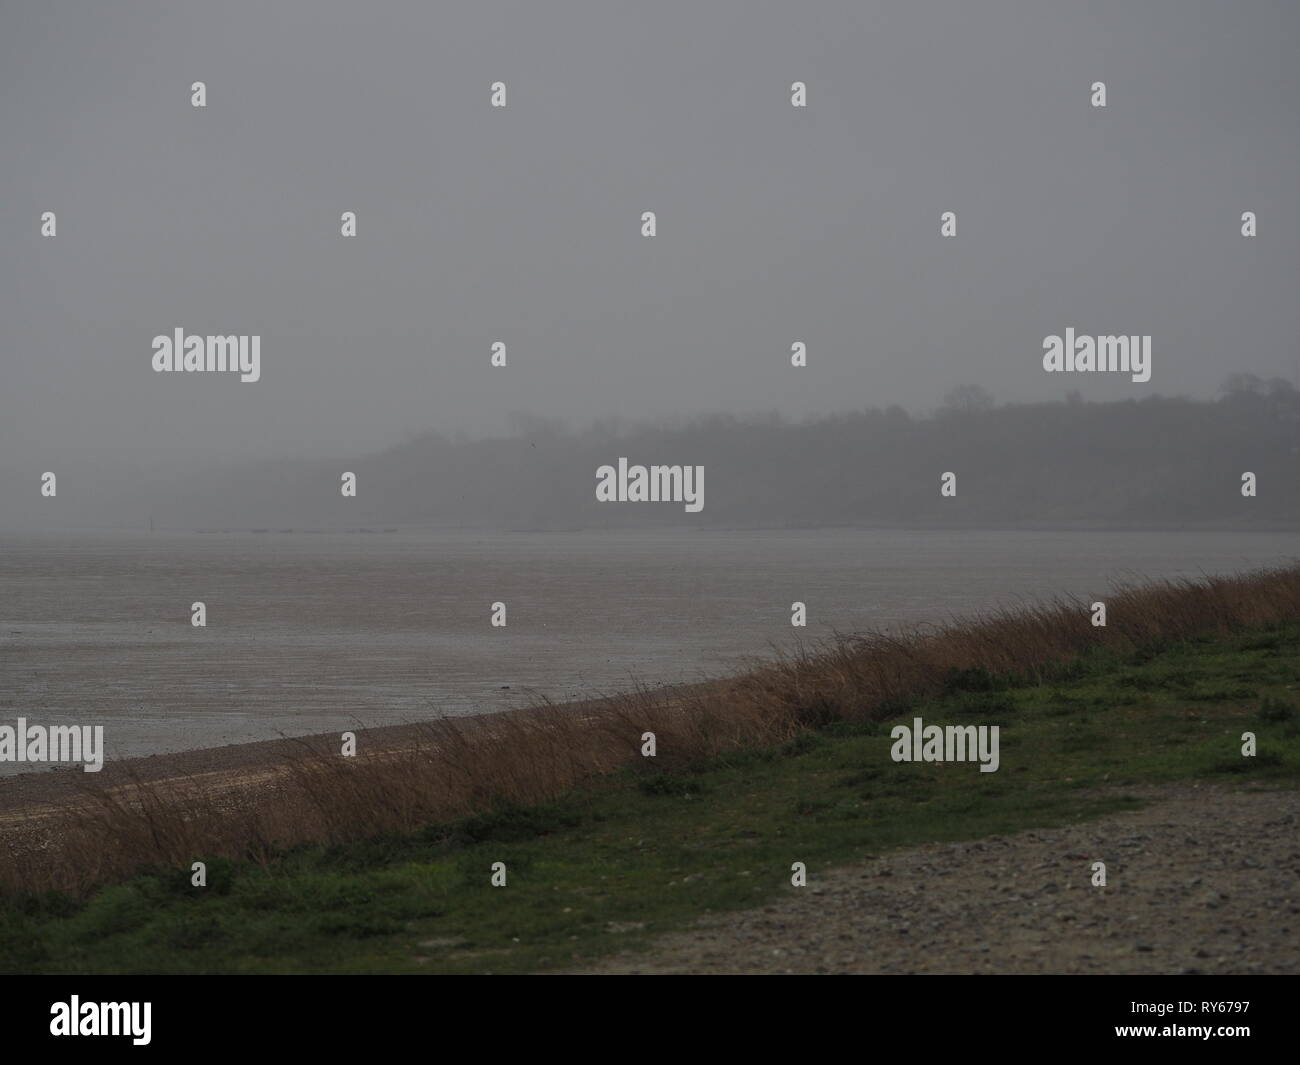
4,564,1298,896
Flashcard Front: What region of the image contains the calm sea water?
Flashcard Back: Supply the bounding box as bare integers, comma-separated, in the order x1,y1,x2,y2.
0,528,1295,773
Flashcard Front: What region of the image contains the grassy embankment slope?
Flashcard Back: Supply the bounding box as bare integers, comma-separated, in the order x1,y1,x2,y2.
1,593,1297,973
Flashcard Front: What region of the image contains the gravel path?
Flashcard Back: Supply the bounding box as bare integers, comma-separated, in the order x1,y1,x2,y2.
582,784,1300,974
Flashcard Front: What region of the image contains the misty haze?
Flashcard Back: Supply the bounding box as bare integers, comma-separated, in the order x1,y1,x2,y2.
1,0,1298,988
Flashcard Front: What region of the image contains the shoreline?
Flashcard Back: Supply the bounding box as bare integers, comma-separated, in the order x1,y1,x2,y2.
3,560,1298,826
0,685,710,823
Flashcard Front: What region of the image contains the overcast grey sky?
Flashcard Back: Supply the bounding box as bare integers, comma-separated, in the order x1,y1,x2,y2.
2,0,1297,471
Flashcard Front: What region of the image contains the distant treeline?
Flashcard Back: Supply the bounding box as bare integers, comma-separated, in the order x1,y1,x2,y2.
356,385,1300,529
8,382,1299,530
